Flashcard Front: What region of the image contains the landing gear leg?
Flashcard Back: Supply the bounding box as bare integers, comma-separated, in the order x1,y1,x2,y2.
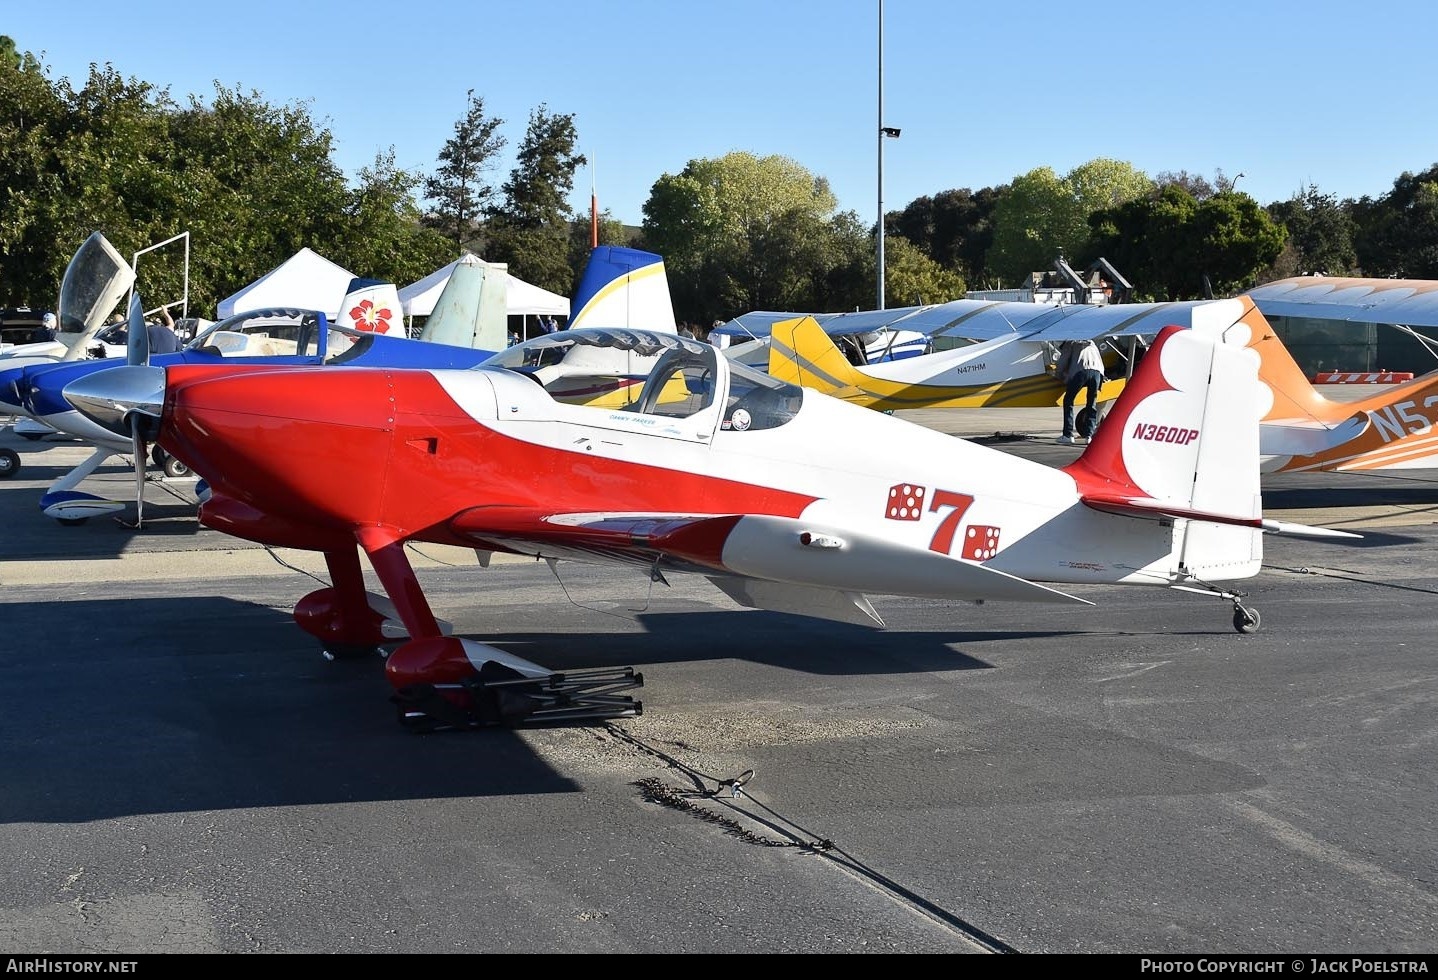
1169,583,1261,634
292,546,388,660
354,527,643,730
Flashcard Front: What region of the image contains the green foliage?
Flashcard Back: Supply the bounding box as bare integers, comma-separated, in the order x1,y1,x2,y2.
332,150,454,290
1085,186,1285,299
1265,184,1357,276
880,234,965,307
1190,192,1288,295
422,90,506,250
483,105,586,297
1353,164,1438,277
889,186,1002,286
641,152,845,322
986,159,1152,286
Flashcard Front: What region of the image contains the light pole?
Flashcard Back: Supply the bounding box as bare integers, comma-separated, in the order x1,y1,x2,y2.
1231,172,1245,193
877,0,900,309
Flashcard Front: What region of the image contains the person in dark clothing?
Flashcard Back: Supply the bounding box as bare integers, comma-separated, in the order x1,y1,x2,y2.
146,307,181,354
1054,339,1105,445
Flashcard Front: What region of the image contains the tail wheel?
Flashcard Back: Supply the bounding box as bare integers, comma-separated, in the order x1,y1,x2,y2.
1233,605,1261,634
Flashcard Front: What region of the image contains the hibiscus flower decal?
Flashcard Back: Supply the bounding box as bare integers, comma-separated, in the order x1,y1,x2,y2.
349,299,394,334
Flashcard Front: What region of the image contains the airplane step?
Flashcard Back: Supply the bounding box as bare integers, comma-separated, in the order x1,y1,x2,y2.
392,665,643,732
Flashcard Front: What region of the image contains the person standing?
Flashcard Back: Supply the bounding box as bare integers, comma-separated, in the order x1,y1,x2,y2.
1055,339,1105,445
146,307,182,355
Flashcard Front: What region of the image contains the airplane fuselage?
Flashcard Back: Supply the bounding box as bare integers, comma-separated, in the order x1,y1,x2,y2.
160,363,1228,591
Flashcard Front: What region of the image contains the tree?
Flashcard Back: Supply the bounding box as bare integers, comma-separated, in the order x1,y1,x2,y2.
889,186,1003,286
879,234,965,308
166,83,350,308
422,90,505,250
1085,186,1285,300
482,105,586,297
333,149,453,290
986,160,1153,287
1154,170,1216,201
642,152,842,323
1353,164,1438,278
1265,184,1358,277
1189,191,1288,296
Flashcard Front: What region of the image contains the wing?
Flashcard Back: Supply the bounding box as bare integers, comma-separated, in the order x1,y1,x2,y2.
1249,276,1438,327
448,506,1090,626
716,297,1241,346
714,300,1046,342
1016,299,1244,343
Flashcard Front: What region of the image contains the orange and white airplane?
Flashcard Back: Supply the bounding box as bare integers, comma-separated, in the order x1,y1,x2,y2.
1228,288,1438,473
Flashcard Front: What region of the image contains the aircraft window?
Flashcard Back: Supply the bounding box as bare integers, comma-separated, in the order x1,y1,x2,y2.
635,346,719,418
187,308,318,358
721,359,802,431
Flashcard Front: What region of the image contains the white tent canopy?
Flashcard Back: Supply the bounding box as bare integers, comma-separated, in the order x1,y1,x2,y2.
399,259,570,318
216,248,357,320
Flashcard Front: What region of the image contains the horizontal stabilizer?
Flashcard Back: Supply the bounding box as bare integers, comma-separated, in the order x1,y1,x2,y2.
1083,493,1360,540
707,577,886,627
1259,518,1361,540
1080,492,1263,530
1260,412,1370,457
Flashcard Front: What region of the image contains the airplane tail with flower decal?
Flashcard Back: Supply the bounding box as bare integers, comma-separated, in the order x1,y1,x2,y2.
336,278,405,336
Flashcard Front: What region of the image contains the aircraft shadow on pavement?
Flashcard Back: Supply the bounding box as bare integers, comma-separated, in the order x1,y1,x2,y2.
476,611,1060,677
0,596,581,824
0,494,209,561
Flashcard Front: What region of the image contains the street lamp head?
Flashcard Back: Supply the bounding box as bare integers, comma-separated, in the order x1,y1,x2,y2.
880,126,901,138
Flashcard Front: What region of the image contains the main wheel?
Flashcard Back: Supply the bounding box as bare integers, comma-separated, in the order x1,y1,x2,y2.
162,454,190,479
1077,406,1098,438
1233,605,1261,634
0,447,18,479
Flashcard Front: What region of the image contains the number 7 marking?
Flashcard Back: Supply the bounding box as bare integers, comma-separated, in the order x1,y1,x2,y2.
928,490,975,554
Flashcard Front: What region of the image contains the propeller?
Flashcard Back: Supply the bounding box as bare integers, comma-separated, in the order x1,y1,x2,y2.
125,294,151,529
63,297,172,530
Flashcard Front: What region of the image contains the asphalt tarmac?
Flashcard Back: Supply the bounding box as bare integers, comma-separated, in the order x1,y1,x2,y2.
1,400,1435,955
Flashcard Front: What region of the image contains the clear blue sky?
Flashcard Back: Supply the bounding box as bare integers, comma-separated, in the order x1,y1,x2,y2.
8,0,1438,228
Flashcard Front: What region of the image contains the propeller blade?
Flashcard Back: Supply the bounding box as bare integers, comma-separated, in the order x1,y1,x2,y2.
127,293,149,367
130,413,145,529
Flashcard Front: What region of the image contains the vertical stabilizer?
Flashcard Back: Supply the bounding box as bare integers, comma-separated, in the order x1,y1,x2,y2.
1064,322,1270,579
767,315,865,393
335,279,403,335
419,254,508,352
1067,322,1264,516
569,246,677,332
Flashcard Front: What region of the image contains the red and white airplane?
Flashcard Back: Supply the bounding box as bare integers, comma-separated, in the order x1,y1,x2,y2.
63,309,1352,729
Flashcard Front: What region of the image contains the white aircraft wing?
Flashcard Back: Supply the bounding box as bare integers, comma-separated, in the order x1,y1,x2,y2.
716,297,1238,346
1015,300,1234,343
716,299,1065,342
446,507,1090,628
1248,276,1438,327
